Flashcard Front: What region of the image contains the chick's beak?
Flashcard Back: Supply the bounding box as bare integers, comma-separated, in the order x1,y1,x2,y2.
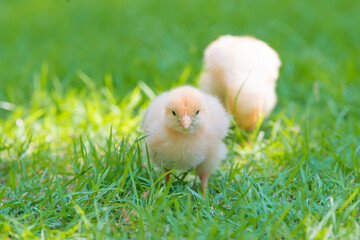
180,115,192,129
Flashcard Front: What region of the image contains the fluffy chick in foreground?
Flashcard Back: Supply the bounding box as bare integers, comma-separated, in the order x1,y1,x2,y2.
142,86,229,195
200,35,281,130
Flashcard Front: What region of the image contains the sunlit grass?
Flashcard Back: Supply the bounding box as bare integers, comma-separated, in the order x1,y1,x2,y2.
1,64,144,163
1,63,359,238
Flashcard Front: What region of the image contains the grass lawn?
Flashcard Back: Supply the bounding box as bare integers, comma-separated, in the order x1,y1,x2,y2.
1,0,360,239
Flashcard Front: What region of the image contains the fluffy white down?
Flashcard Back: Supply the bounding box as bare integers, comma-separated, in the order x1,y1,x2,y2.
200,35,281,126
203,35,281,82
142,89,229,174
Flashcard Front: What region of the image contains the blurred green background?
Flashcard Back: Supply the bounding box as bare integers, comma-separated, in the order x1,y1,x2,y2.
1,0,359,105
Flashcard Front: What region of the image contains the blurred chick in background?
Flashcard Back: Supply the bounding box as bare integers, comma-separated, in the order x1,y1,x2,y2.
200,35,281,130
142,86,229,196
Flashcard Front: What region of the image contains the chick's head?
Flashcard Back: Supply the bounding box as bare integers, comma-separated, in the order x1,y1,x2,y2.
165,86,206,133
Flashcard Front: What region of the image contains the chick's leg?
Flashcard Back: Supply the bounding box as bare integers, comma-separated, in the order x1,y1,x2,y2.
196,142,227,197
249,104,260,130
199,174,209,196
164,168,171,185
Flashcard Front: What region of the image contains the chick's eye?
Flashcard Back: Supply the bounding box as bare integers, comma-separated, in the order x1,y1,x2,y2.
196,110,200,115
172,110,176,116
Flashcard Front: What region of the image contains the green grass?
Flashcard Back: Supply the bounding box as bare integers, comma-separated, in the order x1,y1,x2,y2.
1,0,360,239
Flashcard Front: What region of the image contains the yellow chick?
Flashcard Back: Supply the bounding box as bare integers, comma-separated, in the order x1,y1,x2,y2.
142,86,229,195
199,35,281,130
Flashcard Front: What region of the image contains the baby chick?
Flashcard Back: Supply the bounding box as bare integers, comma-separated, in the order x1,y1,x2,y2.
142,86,229,195
199,35,281,130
